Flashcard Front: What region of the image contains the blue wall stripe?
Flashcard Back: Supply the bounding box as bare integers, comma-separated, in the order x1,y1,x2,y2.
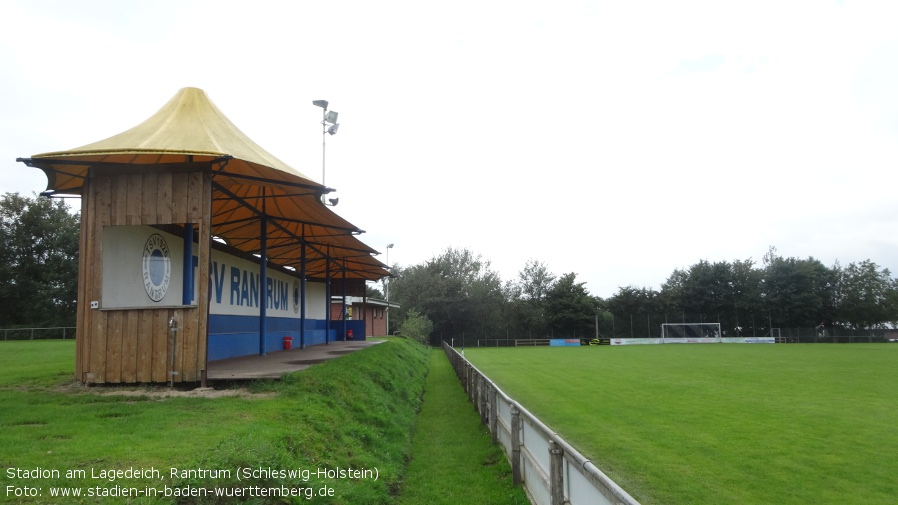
207,315,366,361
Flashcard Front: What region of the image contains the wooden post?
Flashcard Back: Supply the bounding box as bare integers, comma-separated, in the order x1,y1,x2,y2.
549,439,565,505
511,406,522,485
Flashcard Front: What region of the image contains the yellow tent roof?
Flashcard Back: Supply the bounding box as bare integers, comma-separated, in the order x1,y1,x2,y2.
19,87,388,281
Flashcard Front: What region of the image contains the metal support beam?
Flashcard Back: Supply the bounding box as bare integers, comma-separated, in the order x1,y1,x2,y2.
300,240,307,349
182,223,194,305
325,255,331,345
259,202,268,356
341,261,347,341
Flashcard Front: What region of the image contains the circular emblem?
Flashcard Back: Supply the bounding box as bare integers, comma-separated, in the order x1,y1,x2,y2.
142,233,171,302
293,279,301,314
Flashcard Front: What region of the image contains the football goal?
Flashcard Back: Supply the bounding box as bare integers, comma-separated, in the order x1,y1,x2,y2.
660,323,722,342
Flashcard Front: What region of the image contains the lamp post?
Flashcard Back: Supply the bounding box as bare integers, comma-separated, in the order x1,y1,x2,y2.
385,243,394,336
312,99,340,206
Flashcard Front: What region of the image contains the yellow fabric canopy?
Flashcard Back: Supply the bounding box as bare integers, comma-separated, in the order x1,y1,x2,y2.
19,87,388,281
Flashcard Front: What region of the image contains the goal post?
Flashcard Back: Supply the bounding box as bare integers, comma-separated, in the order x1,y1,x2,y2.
660,323,722,343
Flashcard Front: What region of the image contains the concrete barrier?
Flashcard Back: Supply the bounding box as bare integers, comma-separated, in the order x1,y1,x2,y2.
442,341,641,505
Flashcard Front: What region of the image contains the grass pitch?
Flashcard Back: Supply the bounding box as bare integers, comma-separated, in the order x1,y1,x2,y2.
463,344,898,505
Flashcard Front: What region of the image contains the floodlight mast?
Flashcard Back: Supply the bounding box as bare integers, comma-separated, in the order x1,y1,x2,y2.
312,99,340,206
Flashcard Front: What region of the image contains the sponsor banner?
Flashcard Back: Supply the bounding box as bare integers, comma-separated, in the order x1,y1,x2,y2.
611,337,777,345
100,225,325,319
663,337,719,344
208,248,325,318
549,339,581,347
610,338,663,345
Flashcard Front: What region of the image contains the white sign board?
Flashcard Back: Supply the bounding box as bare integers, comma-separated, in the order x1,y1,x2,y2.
100,225,325,318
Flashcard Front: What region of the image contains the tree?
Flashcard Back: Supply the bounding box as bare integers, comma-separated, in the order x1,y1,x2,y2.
398,309,434,344
607,285,659,337
389,247,504,343
761,249,837,328
545,272,598,338
385,242,898,344
678,260,733,323
0,193,80,327
729,258,763,335
660,268,688,316
510,259,555,338
518,259,555,301
835,260,898,329
365,282,384,299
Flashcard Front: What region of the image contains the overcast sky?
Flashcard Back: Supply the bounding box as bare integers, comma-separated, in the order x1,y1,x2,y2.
2,0,897,298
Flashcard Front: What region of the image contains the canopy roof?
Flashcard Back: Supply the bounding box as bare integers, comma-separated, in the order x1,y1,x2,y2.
18,87,388,281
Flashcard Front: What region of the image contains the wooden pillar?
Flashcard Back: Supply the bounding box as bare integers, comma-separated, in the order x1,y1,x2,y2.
74,176,92,382
196,169,212,384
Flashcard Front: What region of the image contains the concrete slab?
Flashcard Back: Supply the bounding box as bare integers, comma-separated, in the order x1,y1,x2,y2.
206,339,385,380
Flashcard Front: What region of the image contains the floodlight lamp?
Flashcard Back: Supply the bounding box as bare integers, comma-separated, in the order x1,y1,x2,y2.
327,123,340,135
387,243,394,249
328,197,339,206
325,110,339,124
312,100,329,109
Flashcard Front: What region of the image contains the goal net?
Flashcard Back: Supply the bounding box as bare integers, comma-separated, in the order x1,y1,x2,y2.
660,323,721,342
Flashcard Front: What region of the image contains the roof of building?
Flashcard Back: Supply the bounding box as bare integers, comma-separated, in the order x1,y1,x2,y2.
19,87,388,281
331,296,400,308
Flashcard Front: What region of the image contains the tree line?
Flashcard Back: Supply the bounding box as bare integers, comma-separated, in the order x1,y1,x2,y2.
0,193,79,328
3,193,897,342
385,247,898,345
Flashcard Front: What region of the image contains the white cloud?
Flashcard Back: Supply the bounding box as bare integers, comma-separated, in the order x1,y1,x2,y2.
2,0,897,298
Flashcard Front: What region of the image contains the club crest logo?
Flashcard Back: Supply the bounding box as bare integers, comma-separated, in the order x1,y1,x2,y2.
142,233,171,302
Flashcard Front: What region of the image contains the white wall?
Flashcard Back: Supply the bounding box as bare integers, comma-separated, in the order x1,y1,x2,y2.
100,225,326,318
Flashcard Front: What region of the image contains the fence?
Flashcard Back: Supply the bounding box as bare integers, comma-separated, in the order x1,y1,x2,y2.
463,329,898,348
771,327,897,344
442,341,640,505
1,327,76,340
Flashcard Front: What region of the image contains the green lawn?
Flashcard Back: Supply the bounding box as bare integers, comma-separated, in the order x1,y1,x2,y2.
398,351,529,505
1,338,430,504
464,344,898,505
1,339,528,505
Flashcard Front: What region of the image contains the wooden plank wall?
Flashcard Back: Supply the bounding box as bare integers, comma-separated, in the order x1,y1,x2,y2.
75,168,211,384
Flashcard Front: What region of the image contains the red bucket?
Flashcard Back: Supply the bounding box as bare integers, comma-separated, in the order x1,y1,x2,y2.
283,336,293,350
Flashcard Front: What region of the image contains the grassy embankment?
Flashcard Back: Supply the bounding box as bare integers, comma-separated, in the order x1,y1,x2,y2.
2,338,428,503
1,338,527,504
465,344,898,505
